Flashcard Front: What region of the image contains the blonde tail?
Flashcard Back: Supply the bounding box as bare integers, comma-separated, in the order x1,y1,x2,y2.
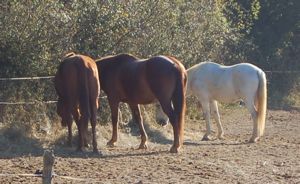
257,71,267,136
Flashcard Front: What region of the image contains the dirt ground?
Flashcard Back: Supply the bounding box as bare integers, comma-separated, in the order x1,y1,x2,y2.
0,107,299,184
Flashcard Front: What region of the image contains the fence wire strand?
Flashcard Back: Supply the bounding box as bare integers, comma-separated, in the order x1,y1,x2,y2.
0,101,57,105
0,76,54,81
0,72,298,105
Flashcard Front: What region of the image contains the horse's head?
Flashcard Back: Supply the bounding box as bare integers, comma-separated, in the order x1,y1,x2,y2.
155,104,169,126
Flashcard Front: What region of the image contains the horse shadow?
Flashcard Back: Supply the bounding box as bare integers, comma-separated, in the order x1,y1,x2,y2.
51,146,170,159
0,127,44,159
0,118,174,159
183,139,251,147
126,119,173,145
46,131,168,159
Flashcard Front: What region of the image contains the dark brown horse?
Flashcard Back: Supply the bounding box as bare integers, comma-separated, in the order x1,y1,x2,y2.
96,54,187,153
54,52,100,153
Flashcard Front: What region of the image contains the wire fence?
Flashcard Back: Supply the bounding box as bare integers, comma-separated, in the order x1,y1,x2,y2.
0,75,109,105
0,71,299,105
0,76,54,81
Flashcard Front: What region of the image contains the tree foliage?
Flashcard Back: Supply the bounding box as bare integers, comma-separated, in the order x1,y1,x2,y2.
0,0,299,111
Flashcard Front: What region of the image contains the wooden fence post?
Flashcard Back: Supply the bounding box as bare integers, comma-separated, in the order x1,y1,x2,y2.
42,150,55,184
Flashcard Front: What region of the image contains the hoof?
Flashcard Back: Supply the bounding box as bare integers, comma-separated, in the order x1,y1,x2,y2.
76,147,84,152
217,135,225,140
92,149,103,156
106,141,116,147
138,144,148,150
249,137,259,143
201,135,211,141
170,146,180,153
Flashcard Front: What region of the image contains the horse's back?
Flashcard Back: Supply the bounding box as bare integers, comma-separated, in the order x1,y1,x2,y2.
125,56,184,104
188,62,234,96
188,61,263,102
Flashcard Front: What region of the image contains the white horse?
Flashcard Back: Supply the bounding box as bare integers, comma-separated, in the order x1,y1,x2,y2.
157,61,267,143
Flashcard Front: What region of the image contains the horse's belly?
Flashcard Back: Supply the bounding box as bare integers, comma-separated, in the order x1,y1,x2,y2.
212,89,240,103
122,87,156,105
134,90,157,104
122,95,156,105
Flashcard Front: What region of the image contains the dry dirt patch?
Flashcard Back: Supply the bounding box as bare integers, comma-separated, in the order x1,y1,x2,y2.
0,108,299,183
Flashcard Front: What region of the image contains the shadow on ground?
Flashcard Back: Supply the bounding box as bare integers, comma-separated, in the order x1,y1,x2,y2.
0,118,174,159
126,119,172,145
0,127,44,158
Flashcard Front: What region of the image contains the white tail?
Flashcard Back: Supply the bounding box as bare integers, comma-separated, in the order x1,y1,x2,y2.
257,71,267,136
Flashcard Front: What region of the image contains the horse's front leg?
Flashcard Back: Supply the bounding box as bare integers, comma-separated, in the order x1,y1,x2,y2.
107,100,119,147
65,111,73,147
73,108,90,148
75,120,84,152
129,104,148,149
201,102,212,141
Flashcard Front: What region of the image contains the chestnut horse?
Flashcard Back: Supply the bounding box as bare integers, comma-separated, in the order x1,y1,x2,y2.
96,54,187,153
54,52,100,153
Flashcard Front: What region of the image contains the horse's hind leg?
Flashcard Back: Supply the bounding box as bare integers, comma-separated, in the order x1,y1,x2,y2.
107,99,119,147
90,102,98,153
210,100,224,140
129,104,148,149
244,98,259,143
